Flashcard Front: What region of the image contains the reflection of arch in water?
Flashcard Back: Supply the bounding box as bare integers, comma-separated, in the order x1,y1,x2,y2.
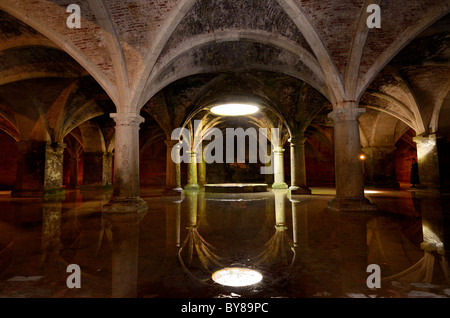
381,224,450,284
367,215,450,284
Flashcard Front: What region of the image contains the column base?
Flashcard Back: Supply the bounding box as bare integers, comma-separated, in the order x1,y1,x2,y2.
103,197,148,214
327,197,377,213
184,184,200,190
272,182,288,189
44,188,66,200
289,186,311,195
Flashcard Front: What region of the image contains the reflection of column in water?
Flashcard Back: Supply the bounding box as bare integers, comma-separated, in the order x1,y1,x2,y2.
274,189,286,229
41,200,63,267
187,190,198,227
197,190,208,229
336,213,371,293
290,198,308,252
165,193,184,250
254,189,294,266
179,189,220,276
389,192,450,283
103,210,146,298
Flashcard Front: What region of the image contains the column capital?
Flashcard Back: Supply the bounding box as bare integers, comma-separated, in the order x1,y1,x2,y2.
289,135,307,145
273,146,285,153
165,139,181,148
46,142,66,153
328,107,365,123
413,133,438,143
110,112,144,126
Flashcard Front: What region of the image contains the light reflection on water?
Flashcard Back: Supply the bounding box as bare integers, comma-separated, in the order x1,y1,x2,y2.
0,187,449,298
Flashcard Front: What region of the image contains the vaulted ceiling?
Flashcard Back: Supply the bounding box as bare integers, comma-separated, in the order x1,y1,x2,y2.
0,0,448,150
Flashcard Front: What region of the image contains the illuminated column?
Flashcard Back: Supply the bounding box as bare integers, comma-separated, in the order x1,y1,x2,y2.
272,146,288,189
289,135,311,195
413,134,440,189
198,152,207,186
104,112,147,213
327,103,376,212
165,140,183,193
43,142,66,197
185,150,199,190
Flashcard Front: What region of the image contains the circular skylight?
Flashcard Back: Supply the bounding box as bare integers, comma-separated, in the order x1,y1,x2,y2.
211,267,263,287
210,103,259,116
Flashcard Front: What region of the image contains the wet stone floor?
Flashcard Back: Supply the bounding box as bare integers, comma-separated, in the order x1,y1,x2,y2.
0,185,449,299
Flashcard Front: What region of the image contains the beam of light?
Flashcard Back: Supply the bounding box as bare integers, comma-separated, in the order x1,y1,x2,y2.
210,103,259,116
212,267,263,287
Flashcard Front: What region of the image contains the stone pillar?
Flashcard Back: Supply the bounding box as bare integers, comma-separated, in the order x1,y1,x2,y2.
362,146,399,188
68,157,80,188
272,146,288,189
83,152,104,186
413,134,440,189
12,140,46,197
164,140,182,193
43,142,66,197
327,104,376,212
289,135,311,195
102,152,113,187
104,112,147,213
198,153,207,186
185,150,199,190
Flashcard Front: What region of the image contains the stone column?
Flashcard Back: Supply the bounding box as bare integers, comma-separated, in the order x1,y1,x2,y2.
104,112,147,213
327,103,376,212
185,150,199,190
289,135,311,195
362,146,399,188
83,152,104,186
68,157,80,188
102,152,113,187
164,140,182,193
43,142,66,198
272,146,288,189
413,134,440,189
12,140,46,197
198,153,207,187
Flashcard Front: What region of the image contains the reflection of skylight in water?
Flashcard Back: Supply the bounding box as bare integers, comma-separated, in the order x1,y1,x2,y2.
210,103,259,116
364,190,380,194
212,267,263,287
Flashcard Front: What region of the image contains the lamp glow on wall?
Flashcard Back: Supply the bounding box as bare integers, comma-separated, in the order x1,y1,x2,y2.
210,103,259,116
